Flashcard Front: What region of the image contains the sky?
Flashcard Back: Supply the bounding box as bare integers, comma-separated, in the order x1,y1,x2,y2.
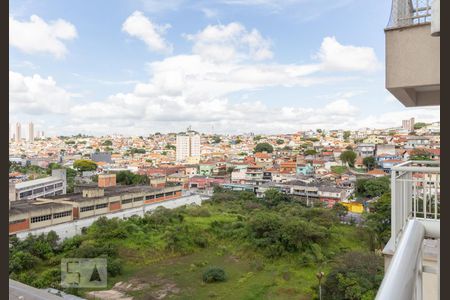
9,0,440,136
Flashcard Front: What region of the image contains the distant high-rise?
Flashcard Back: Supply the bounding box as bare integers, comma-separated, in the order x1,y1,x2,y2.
28,122,34,142
402,117,415,132
15,122,21,143
176,128,201,162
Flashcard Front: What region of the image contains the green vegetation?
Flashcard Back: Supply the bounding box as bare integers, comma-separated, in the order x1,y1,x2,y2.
115,171,149,185
414,122,427,130
73,159,97,172
410,149,432,161
9,188,383,299
331,166,347,174
212,136,222,144
276,139,284,145
363,156,376,170
343,131,351,141
254,142,274,153
356,176,390,198
253,135,263,142
102,140,113,146
304,149,318,156
165,144,176,150
363,193,391,249
322,251,383,300
340,150,357,167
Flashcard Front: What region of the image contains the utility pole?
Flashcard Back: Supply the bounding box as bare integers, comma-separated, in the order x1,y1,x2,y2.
316,271,324,300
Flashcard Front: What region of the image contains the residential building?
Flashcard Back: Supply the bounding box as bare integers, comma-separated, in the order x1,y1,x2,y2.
356,143,376,158
28,122,34,142
377,0,440,298
10,169,67,201
176,130,201,162
15,122,21,143
402,117,415,131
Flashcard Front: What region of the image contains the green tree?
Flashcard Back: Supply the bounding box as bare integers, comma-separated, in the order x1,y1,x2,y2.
332,202,348,219
356,177,390,198
362,156,376,170
343,131,351,141
73,159,97,172
276,139,284,145
254,143,274,153
322,251,383,300
203,267,227,283
414,122,427,130
340,150,357,167
410,149,432,161
253,135,262,142
364,193,391,248
304,149,318,156
212,136,222,144
102,140,113,146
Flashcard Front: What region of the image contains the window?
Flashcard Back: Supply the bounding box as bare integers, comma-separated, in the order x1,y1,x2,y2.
55,190,63,195
55,182,63,188
33,187,44,194
53,211,71,219
45,185,54,191
19,190,33,198
9,219,26,225
133,197,143,202
165,191,174,197
95,203,108,209
30,214,52,223
145,195,155,200
121,198,133,204
80,205,95,212
156,193,164,198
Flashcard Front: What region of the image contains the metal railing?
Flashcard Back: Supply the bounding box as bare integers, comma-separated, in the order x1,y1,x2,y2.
387,0,433,29
376,219,426,300
391,160,440,246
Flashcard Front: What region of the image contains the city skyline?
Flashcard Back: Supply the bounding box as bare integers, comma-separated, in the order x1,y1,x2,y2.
9,0,440,136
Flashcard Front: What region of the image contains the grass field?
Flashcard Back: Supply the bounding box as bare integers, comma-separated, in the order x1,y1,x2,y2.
95,211,368,300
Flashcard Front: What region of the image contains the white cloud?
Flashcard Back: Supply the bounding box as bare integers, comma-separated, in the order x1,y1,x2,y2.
9,15,77,58
9,71,74,115
9,21,402,135
201,8,219,18
185,22,273,62
315,36,380,72
122,11,173,54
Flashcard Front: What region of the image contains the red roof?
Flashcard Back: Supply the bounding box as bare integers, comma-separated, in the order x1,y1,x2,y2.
368,169,385,175
255,152,271,159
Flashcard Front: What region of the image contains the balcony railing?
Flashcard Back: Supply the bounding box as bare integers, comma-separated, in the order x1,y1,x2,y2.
391,160,440,245
376,160,440,300
387,0,433,29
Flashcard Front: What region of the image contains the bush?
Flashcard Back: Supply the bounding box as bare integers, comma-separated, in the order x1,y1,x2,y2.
202,267,227,283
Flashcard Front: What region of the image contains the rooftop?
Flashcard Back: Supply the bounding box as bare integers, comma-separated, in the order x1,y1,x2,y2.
15,176,63,190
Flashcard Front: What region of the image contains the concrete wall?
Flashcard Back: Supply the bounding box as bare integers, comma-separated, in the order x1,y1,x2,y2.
15,195,204,240
386,24,440,106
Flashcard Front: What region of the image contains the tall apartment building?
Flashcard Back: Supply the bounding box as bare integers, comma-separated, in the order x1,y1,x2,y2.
402,117,415,131
28,122,34,142
376,0,440,299
176,130,201,162
15,122,21,143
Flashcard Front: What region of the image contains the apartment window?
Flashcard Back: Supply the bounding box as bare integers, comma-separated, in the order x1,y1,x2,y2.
145,195,155,200
9,219,26,225
55,190,63,195
133,197,143,202
30,214,52,223
165,191,174,197
33,187,44,194
55,182,63,188
53,211,71,219
80,205,95,212
156,193,164,198
45,185,54,191
19,190,33,198
121,198,133,204
95,203,108,209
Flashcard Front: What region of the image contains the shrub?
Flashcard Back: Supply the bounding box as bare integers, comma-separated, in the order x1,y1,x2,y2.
202,267,227,283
